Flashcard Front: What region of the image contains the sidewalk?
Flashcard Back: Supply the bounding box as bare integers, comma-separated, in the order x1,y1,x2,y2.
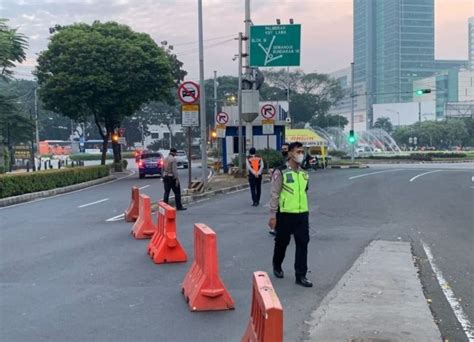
306,241,441,342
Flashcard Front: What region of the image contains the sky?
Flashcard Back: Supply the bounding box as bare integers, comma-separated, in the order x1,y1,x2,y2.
3,0,473,80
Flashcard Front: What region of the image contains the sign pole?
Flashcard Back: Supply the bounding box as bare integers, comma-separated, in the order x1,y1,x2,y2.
198,0,208,186
188,127,192,187
237,32,244,174
350,62,355,163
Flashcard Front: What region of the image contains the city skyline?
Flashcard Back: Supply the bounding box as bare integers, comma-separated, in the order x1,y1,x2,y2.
3,0,473,80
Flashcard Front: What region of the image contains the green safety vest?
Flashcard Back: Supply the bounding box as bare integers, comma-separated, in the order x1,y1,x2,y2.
279,168,309,214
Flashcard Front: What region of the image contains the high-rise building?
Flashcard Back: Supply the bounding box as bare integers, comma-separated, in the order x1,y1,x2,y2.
469,17,474,70
354,0,436,105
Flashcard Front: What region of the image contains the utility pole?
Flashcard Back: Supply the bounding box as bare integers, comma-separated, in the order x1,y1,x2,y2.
237,32,244,174
213,70,219,162
287,66,291,126
244,0,251,78
34,87,39,171
418,101,421,123
350,62,355,162
197,0,208,186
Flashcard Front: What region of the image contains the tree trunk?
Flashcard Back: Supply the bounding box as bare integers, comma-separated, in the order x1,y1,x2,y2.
101,137,108,165
93,112,108,165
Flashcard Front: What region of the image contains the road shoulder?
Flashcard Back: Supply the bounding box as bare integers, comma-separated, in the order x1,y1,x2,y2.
305,240,441,342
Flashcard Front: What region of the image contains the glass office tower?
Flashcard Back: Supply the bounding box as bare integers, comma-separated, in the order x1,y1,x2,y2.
354,0,435,104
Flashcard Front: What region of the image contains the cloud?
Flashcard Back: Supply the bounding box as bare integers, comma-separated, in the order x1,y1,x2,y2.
3,0,472,80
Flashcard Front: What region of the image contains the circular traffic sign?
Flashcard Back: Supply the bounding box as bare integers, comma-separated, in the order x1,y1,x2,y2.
178,81,200,104
216,112,229,125
261,104,276,119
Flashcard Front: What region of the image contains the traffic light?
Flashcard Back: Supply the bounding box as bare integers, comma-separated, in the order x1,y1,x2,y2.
111,133,119,143
415,89,431,95
211,131,217,139
348,130,356,144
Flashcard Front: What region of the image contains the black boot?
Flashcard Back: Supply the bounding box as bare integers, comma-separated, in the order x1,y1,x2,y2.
295,276,313,287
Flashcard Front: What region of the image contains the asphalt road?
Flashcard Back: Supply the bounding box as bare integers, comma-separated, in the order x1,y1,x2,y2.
0,163,472,341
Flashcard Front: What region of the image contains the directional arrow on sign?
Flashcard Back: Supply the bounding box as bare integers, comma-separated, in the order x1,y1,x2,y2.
216,112,229,125
261,104,276,119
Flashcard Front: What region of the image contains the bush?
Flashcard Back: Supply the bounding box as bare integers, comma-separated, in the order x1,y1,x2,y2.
365,154,432,161
328,150,347,158
0,165,110,198
230,149,284,169
424,152,466,158
70,152,134,161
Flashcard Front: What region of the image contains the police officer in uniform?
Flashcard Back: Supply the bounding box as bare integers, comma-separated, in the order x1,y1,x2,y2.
246,147,264,206
163,148,187,211
268,142,312,287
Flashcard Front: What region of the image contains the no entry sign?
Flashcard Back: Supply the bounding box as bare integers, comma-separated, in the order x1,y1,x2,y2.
178,81,200,104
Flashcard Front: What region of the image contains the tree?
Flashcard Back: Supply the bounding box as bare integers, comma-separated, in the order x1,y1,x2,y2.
0,19,29,170
264,69,344,125
36,21,175,166
373,117,393,133
0,18,28,81
311,114,349,129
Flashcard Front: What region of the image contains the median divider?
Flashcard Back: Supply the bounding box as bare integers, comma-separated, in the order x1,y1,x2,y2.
182,223,234,311
147,201,187,264
131,194,156,239
242,271,283,342
124,186,140,222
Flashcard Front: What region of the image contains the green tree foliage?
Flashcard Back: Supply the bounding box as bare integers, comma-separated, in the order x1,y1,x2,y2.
0,18,28,81
0,19,29,170
263,69,345,125
392,119,472,149
35,21,175,165
373,117,394,133
203,71,344,128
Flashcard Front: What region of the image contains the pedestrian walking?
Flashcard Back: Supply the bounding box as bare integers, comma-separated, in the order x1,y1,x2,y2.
246,147,263,206
163,148,187,211
268,141,313,287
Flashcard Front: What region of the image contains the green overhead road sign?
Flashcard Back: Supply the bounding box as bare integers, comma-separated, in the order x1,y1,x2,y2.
250,24,301,67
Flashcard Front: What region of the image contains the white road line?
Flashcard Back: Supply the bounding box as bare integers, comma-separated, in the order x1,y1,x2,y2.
409,170,443,182
139,185,150,190
78,198,109,208
348,169,405,180
106,213,125,222
0,169,135,210
421,240,474,341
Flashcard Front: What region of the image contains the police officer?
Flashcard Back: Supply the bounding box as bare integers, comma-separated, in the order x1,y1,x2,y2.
268,141,312,287
246,147,264,206
163,148,187,211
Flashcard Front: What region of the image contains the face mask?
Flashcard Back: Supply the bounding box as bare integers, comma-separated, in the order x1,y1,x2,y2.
293,154,304,164
282,151,288,157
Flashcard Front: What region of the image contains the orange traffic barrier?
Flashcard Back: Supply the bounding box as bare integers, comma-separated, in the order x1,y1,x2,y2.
182,223,234,311
147,201,187,264
124,186,140,222
131,194,156,239
241,271,283,342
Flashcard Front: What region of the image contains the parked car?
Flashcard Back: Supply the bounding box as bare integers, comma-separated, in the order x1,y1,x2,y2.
138,151,164,179
175,150,189,169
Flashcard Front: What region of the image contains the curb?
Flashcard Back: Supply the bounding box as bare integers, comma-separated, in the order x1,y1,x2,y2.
0,175,116,207
168,178,271,206
329,164,369,169
359,160,474,164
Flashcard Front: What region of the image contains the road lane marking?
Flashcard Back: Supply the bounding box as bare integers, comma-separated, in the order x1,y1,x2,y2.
0,169,136,210
78,198,109,208
349,169,405,180
422,241,474,341
139,185,150,190
409,170,443,182
106,213,125,222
